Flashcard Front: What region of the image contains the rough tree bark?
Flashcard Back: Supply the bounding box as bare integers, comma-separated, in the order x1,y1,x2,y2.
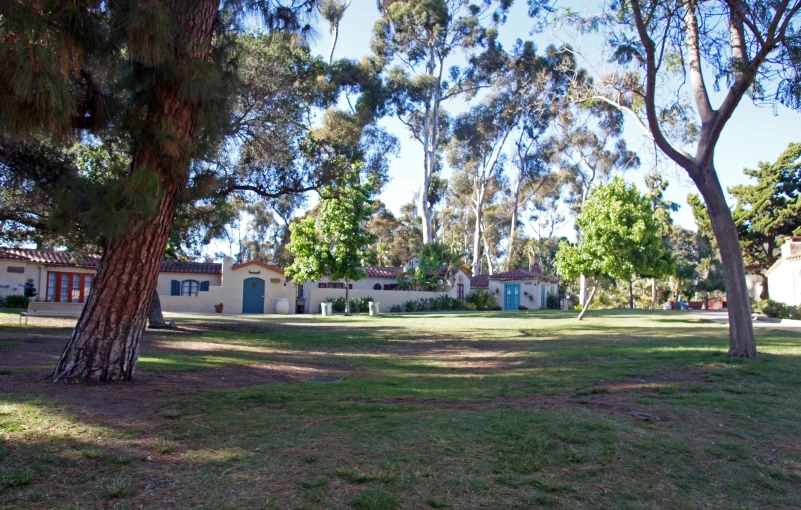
148,289,168,329
50,0,219,382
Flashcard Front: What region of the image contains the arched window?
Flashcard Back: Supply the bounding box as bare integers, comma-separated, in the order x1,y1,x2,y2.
181,280,199,296
373,283,382,290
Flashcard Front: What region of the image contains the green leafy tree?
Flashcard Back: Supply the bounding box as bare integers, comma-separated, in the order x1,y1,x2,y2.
285,166,377,315
576,0,801,357
555,178,674,320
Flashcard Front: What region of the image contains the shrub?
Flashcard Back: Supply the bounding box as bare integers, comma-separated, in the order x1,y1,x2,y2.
389,295,471,313
23,279,37,299
4,295,29,309
760,299,801,319
546,294,561,310
466,289,497,310
326,296,373,313
518,305,529,311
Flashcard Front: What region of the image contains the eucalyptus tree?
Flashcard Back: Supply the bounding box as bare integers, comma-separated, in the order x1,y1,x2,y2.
572,0,801,357
319,0,352,64
372,0,514,243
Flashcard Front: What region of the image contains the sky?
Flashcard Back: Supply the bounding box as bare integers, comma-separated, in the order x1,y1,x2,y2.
302,0,801,239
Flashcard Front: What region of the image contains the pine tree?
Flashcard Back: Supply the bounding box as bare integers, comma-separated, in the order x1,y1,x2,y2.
0,1,319,382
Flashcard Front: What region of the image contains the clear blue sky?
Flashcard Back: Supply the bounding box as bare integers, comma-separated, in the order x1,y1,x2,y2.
308,0,801,237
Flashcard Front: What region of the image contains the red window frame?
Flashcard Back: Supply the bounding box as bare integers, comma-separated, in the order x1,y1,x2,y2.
457,283,465,301
46,272,93,303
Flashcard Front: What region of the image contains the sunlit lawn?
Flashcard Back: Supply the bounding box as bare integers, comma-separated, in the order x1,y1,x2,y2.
1,309,800,508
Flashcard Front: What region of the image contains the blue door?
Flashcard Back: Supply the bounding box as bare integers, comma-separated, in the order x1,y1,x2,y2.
504,284,520,310
242,277,265,313
541,285,546,309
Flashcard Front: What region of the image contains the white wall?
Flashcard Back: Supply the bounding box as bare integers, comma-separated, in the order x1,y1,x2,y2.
0,260,31,299
158,273,222,297
768,259,801,306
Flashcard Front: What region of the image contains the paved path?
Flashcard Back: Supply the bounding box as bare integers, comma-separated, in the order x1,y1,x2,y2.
691,310,801,334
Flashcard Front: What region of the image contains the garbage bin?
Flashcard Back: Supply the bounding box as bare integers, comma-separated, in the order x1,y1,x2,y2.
320,303,332,316
368,302,380,316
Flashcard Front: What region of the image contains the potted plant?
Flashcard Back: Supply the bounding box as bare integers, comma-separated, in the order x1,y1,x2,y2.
214,303,224,313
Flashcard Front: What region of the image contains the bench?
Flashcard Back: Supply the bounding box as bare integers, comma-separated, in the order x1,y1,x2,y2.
20,302,83,326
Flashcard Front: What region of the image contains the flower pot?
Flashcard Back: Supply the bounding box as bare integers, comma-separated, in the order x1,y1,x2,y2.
214,305,224,313
275,298,290,314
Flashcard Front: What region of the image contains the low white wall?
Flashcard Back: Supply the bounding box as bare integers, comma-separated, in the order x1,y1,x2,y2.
768,259,801,306
308,288,464,314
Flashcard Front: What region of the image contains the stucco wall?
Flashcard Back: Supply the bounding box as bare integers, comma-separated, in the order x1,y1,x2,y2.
0,260,32,299
768,259,801,306
157,273,222,297
482,279,558,310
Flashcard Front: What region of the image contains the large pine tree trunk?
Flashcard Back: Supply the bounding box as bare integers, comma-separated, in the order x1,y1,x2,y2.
695,169,756,358
50,0,219,382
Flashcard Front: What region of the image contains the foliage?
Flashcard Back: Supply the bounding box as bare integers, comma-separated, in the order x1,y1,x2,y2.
731,143,801,279
387,295,472,313
546,294,561,310
285,166,378,288
466,289,498,311
397,242,464,291
555,178,675,283
4,295,29,309
326,296,374,313
759,300,801,320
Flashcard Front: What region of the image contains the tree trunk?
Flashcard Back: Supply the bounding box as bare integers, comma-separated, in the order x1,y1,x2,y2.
695,169,757,358
508,178,521,270
50,0,219,382
344,279,351,316
577,283,598,321
328,23,339,65
472,202,483,276
629,280,634,309
759,274,768,300
651,278,657,308
579,274,587,307
148,289,168,329
419,177,433,243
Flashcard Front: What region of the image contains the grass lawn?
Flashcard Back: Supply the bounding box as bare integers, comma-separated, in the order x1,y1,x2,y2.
0,309,800,509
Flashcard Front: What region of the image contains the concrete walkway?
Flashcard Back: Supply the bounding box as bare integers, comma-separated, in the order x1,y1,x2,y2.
691,310,801,334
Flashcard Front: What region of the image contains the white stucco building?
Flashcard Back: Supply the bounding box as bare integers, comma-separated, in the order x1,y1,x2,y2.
470,263,559,310
766,237,801,306
0,249,296,314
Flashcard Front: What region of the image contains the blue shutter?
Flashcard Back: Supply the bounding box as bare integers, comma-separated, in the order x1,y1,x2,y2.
200,281,210,292
171,280,180,296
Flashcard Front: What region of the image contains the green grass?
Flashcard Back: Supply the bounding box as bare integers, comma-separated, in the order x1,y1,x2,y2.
0,310,800,508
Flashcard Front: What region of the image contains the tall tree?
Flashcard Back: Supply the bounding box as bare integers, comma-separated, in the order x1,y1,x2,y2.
577,0,801,357
285,166,377,315
373,0,512,243
555,177,675,320
730,143,801,298
1,1,324,382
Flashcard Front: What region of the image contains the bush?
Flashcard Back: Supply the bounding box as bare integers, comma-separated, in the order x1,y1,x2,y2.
466,289,497,310
546,294,561,310
518,305,529,311
326,296,374,313
388,295,471,313
23,279,37,299
4,295,29,308
760,299,801,319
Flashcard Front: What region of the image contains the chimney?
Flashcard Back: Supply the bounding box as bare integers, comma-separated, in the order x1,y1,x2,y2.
781,237,801,260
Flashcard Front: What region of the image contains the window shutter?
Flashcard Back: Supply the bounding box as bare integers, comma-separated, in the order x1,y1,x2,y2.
200,281,210,292
318,283,327,289
171,280,180,296
349,284,353,289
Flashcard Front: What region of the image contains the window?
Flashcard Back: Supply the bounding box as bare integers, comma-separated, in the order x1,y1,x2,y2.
328,282,345,289
181,280,199,296
457,283,465,301
373,283,382,290
297,283,304,297
318,283,327,289
46,272,93,303
383,284,399,291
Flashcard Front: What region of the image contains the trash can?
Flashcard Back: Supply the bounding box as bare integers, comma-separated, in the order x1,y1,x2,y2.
321,303,332,316
368,302,380,316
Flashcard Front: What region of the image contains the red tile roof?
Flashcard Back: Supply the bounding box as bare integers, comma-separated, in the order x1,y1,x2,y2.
0,248,223,274
231,260,284,274
470,268,558,286
362,266,403,278
470,274,489,288
160,261,222,274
